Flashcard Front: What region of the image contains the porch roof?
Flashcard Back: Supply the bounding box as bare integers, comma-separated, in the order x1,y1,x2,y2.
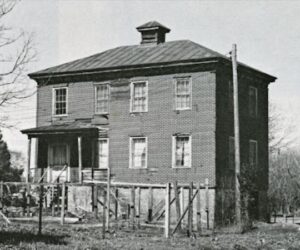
21,120,101,137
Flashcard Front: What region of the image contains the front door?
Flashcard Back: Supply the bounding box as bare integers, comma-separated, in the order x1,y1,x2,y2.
48,143,70,182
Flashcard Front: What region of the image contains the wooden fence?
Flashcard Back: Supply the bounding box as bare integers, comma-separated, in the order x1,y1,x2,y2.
0,179,212,238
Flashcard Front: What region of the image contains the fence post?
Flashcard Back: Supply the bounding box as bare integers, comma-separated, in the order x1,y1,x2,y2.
94,185,98,218
137,187,141,229
174,181,181,231
180,187,184,226
61,182,66,225
131,186,136,229
187,182,193,237
205,178,209,229
197,183,201,233
0,181,3,211
115,188,118,220
102,189,106,239
148,187,153,222
38,183,43,235
26,183,31,217
165,183,171,238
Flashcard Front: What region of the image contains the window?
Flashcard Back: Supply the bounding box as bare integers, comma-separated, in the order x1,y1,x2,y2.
249,86,258,117
131,81,148,112
228,136,235,170
95,84,109,114
249,140,258,168
98,139,109,169
172,135,191,168
175,77,191,110
53,87,67,116
228,81,233,112
50,144,68,166
130,137,147,168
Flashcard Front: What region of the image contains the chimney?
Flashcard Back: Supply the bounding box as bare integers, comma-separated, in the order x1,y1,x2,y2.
136,21,170,45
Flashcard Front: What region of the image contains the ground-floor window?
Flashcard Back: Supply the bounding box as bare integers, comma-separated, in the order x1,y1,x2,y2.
172,135,191,168
130,137,147,169
99,139,109,169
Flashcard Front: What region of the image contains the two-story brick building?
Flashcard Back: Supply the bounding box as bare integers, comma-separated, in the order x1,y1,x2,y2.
22,21,276,225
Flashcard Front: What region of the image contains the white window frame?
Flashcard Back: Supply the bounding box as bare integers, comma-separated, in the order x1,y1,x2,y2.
130,81,148,113
172,135,192,168
98,138,109,169
129,137,148,169
94,83,110,114
249,139,258,167
52,87,68,117
174,77,192,111
249,86,258,118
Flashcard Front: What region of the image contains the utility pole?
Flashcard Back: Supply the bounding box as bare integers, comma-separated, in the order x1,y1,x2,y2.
232,44,241,226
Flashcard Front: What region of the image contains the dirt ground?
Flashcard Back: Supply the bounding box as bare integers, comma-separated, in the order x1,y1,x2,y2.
0,221,300,250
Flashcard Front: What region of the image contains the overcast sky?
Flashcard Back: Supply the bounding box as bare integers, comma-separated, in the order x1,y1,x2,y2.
2,0,300,155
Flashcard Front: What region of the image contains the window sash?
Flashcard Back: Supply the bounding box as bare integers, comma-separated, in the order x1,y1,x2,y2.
131,82,147,112
53,88,67,115
249,86,257,117
99,139,109,169
175,78,191,110
130,137,147,168
95,84,109,114
173,135,191,168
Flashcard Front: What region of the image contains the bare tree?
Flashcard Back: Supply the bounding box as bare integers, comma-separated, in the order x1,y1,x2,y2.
0,0,36,128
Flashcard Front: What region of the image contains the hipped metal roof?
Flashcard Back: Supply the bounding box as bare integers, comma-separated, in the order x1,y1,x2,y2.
29,39,276,81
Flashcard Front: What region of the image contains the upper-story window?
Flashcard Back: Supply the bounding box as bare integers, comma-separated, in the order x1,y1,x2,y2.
130,81,148,112
95,84,109,114
249,86,258,117
175,77,192,110
129,137,147,168
53,87,68,116
172,135,192,168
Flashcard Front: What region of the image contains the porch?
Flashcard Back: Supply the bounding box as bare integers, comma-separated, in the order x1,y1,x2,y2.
21,121,109,183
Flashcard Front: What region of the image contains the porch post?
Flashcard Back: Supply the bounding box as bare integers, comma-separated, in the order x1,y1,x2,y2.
78,136,82,183
26,137,32,183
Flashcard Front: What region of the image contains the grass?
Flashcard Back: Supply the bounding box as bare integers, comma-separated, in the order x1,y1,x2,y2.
0,221,300,249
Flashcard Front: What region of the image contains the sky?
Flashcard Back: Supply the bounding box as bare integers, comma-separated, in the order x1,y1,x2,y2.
2,0,300,156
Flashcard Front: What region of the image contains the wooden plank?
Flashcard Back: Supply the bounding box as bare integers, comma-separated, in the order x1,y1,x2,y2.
164,183,171,238
0,211,11,224
26,183,31,217
131,186,136,229
60,182,66,225
106,167,111,231
78,136,82,183
137,187,141,229
0,181,3,211
180,187,184,226
94,185,98,218
102,189,106,239
26,138,31,183
115,188,118,220
205,178,209,229
187,182,193,237
197,183,201,233
148,187,153,222
174,181,181,231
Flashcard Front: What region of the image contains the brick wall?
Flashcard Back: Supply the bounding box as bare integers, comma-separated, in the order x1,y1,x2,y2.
109,71,216,185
